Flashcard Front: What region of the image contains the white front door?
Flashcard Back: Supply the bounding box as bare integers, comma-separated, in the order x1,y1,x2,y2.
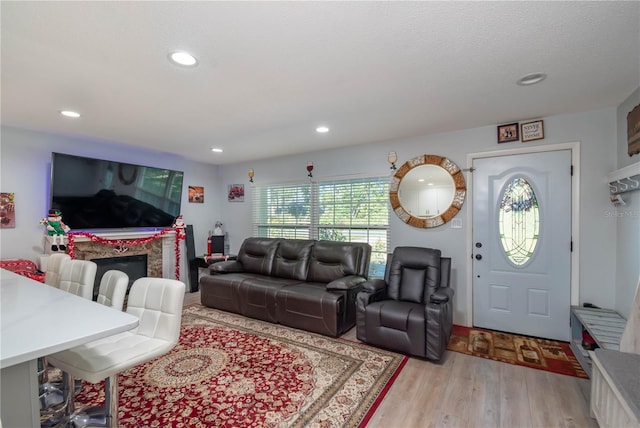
472,150,572,341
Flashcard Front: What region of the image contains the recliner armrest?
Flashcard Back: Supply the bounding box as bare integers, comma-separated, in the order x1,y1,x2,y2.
430,287,454,304
326,275,366,290
361,278,388,294
356,279,389,310
210,260,244,274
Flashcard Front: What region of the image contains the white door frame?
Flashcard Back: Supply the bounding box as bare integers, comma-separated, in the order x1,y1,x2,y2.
465,142,581,327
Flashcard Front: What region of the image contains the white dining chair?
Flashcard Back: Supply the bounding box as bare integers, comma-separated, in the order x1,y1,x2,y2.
47,277,185,427
44,253,71,288
58,260,97,300
40,256,93,416
41,269,130,425
96,270,129,311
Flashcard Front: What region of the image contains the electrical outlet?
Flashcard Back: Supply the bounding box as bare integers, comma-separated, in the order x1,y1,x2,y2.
450,218,462,229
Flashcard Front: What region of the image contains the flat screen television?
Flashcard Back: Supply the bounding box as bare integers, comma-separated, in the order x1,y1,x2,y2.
50,152,184,230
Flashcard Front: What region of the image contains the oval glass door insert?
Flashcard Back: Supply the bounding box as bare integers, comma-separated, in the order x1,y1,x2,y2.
498,176,540,266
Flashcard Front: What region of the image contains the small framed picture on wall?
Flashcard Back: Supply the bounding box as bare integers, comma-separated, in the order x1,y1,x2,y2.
0,192,15,228
497,123,519,143
520,120,545,142
188,186,204,203
228,184,244,202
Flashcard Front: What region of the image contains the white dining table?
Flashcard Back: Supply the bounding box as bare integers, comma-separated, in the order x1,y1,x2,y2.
0,268,139,427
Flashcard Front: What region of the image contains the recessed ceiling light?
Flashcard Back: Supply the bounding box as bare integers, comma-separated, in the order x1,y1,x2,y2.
316,126,330,133
168,51,198,67
60,110,80,118
210,148,223,153
517,72,547,86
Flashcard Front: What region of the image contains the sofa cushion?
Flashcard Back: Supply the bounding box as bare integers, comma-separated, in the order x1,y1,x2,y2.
272,239,314,280
237,275,303,323
276,283,342,337
237,237,280,276
362,299,426,356
199,273,248,314
307,241,369,283
387,247,442,303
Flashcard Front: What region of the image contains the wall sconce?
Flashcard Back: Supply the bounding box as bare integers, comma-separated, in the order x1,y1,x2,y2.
248,169,254,183
307,162,314,178
388,151,398,171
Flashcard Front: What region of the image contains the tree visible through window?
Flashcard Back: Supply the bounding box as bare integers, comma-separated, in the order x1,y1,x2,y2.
252,177,389,276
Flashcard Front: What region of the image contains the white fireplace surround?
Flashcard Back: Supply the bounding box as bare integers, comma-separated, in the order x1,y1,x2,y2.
41,229,188,284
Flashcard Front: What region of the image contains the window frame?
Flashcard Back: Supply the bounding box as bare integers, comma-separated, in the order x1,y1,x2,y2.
252,175,390,277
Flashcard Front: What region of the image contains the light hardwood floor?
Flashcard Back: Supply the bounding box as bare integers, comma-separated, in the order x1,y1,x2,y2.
183,291,596,428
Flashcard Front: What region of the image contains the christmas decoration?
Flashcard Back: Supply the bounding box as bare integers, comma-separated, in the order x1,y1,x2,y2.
40,209,70,251
213,221,223,236
66,218,186,280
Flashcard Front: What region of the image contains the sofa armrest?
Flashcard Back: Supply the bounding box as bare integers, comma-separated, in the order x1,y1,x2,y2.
430,287,454,304
210,260,244,274
326,275,366,290
362,278,388,294
356,279,388,305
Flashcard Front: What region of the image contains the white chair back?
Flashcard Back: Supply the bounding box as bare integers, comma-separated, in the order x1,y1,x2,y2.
44,253,71,287
96,270,129,310
126,277,185,344
58,260,97,300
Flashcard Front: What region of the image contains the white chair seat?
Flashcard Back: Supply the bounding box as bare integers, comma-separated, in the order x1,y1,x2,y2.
48,331,172,384
45,277,185,427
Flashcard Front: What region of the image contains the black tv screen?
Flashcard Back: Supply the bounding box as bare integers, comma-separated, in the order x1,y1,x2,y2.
50,152,184,230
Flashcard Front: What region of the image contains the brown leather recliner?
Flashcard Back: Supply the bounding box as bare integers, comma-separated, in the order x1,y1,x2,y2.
356,246,453,361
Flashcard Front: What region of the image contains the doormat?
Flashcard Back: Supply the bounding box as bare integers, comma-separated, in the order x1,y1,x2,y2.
447,325,588,379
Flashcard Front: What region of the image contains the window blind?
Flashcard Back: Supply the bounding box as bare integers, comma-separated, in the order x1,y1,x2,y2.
252,176,389,277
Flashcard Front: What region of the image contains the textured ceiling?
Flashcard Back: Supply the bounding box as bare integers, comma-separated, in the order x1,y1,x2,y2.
2,1,639,165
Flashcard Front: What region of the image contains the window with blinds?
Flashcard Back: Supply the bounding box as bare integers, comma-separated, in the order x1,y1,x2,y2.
252,177,389,277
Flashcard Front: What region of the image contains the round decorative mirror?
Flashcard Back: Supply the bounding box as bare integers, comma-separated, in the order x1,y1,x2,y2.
389,154,466,228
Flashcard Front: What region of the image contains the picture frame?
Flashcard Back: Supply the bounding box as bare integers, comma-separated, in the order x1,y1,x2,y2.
0,192,15,228
627,104,640,157
188,186,204,203
497,123,519,143
228,184,244,202
520,120,545,142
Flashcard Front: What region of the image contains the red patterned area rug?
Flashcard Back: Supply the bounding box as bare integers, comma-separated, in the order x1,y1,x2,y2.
74,305,407,427
447,325,588,379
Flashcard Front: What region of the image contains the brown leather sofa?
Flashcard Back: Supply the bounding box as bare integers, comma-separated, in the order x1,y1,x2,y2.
199,237,371,337
356,246,453,361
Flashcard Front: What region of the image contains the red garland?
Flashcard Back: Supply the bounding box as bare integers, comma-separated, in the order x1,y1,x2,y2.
66,228,186,280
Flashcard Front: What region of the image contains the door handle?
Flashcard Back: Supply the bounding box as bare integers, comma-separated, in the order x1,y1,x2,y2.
475,254,482,260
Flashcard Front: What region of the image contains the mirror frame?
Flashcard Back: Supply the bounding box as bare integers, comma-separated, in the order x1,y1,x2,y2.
389,154,466,228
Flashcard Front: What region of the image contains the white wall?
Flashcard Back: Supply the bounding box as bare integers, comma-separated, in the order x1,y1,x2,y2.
220,107,618,325
0,126,222,265
2,104,628,324
615,88,640,318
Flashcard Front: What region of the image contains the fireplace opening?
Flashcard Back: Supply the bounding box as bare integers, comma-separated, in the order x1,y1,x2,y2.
91,254,148,301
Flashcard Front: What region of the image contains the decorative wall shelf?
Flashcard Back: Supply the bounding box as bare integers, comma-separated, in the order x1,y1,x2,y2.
608,161,640,194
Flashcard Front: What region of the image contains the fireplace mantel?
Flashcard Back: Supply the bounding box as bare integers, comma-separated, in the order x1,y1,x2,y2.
43,229,186,282
66,228,176,241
